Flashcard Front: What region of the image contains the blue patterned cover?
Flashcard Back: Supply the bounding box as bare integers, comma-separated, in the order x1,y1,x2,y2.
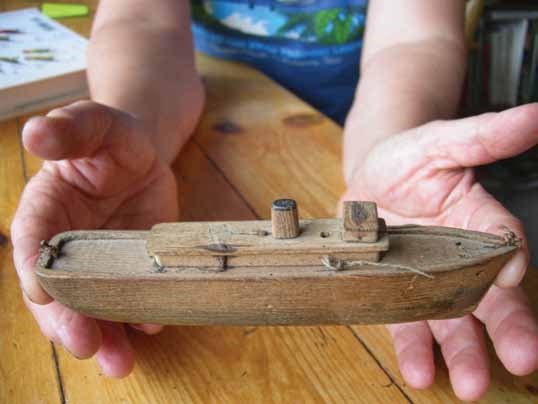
191,0,368,124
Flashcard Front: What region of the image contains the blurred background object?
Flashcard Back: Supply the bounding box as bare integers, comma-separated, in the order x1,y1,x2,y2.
466,0,538,265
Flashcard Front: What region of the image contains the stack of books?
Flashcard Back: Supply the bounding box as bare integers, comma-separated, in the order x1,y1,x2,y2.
468,1,538,191
467,2,538,112
0,8,88,122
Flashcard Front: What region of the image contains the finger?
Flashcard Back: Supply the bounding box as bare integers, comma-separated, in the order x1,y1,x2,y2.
10,166,90,304
12,231,53,304
480,200,528,288
424,103,538,168
22,100,146,163
129,323,164,335
10,173,74,304
474,285,538,376
447,185,529,287
496,250,528,288
429,316,490,402
387,322,435,389
95,321,134,378
23,101,115,160
23,294,102,359
23,293,60,343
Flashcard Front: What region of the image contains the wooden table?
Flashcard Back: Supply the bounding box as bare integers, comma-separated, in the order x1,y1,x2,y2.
1,2,537,402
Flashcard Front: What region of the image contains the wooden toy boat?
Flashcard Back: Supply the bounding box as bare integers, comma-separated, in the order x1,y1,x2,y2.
36,200,519,326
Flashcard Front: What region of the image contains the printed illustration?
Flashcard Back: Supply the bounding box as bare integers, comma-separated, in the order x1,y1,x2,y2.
192,0,367,45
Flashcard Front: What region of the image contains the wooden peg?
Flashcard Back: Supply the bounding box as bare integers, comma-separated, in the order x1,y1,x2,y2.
271,199,300,239
342,201,379,242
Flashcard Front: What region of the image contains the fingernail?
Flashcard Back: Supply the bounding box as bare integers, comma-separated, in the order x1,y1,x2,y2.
46,106,69,118
21,118,43,149
129,323,163,335
22,116,39,133
141,324,164,335
495,250,527,287
56,324,84,360
60,343,84,360
129,324,145,332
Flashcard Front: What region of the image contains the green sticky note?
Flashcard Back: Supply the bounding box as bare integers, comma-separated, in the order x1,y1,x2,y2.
42,3,89,19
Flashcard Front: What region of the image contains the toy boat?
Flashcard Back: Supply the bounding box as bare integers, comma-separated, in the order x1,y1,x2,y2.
36,200,518,326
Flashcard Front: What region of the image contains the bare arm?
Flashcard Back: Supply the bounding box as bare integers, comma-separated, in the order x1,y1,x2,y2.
88,0,204,164
344,0,467,183
342,3,538,399
10,0,206,374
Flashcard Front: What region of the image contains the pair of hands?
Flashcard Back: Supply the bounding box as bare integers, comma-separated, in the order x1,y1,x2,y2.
11,100,538,400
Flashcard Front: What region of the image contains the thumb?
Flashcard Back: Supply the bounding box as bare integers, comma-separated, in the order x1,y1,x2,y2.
424,103,538,168
22,100,136,161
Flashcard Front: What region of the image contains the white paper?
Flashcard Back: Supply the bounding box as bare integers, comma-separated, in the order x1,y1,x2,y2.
0,8,87,90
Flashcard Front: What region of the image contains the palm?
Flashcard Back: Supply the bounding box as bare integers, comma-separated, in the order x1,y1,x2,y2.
353,141,508,235
30,153,178,233
343,107,538,401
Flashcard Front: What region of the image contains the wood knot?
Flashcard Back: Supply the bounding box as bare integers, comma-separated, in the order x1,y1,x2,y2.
282,113,323,128
0,232,7,248
212,120,243,134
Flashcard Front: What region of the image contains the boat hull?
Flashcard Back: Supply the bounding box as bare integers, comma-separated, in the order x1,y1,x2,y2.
36,226,516,325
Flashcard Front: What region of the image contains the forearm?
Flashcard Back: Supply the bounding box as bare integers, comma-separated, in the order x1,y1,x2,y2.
343,0,467,184
87,1,204,164
344,40,466,182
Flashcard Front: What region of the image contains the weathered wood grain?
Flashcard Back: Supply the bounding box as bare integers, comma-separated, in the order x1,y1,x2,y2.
271,198,300,238
0,118,62,403
35,225,514,326
147,218,388,267
343,201,379,242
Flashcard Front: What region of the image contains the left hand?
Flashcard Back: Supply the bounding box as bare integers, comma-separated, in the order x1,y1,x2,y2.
11,101,181,377
342,104,538,401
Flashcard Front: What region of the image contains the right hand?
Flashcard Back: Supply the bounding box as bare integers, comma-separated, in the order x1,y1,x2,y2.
341,104,538,400
11,100,181,377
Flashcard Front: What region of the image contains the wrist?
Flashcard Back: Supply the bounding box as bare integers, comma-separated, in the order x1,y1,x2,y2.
343,40,465,184
144,75,206,166
87,23,204,165
91,73,205,167
90,74,205,169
